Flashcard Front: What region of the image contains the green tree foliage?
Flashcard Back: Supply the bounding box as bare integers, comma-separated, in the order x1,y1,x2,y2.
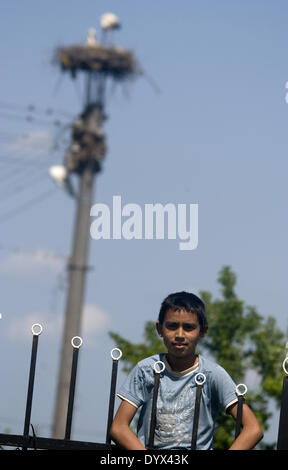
109,266,287,449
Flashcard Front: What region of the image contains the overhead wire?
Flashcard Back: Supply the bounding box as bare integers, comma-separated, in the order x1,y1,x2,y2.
0,153,63,220
0,186,57,224
0,153,56,184
0,100,76,119
0,119,69,188
0,100,75,225
0,111,64,128
0,169,52,204
0,153,58,168
0,149,64,191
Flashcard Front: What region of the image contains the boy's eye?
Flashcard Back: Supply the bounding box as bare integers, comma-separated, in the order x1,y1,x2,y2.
183,324,196,331
165,322,197,331
165,322,178,330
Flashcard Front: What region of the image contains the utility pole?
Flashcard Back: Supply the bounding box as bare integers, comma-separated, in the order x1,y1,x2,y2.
51,16,140,438
52,98,104,438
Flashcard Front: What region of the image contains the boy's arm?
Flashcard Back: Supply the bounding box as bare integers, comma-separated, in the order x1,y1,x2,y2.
227,402,263,450
110,400,147,450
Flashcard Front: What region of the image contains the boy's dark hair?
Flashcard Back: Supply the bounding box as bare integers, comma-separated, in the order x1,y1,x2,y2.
158,291,208,333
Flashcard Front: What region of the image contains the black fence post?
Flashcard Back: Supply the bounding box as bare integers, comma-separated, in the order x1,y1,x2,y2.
234,383,248,439
191,373,206,450
148,361,165,450
22,323,43,450
64,336,83,440
105,348,122,444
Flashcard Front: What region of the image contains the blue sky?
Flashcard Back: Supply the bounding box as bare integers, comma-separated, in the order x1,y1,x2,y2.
0,0,287,446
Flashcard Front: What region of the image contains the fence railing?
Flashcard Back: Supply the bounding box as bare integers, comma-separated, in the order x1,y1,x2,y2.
0,324,287,450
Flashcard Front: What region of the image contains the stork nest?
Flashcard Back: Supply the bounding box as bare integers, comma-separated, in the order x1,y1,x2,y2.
53,44,141,80
65,118,107,174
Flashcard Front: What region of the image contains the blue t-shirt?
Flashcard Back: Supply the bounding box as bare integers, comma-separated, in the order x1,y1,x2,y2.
117,354,238,450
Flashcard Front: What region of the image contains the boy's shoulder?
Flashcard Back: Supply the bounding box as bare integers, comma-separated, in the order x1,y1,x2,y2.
200,355,231,376
137,353,164,369
135,354,227,376
200,355,223,371
200,356,236,391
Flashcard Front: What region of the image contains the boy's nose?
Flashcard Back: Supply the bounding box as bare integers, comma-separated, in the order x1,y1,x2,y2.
175,327,185,339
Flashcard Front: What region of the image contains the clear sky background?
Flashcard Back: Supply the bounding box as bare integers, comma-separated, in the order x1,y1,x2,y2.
0,0,287,446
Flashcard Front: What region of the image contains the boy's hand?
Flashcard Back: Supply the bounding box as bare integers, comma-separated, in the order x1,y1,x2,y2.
227,403,263,450
110,400,146,450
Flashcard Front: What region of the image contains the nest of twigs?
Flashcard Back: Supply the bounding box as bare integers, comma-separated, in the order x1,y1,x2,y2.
53,44,141,80
65,118,107,173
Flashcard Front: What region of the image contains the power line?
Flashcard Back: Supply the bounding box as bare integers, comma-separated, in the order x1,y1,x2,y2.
0,101,76,119
0,187,56,224
0,153,59,167
0,163,46,187
0,134,68,150
0,170,51,203
0,111,69,128
0,153,59,187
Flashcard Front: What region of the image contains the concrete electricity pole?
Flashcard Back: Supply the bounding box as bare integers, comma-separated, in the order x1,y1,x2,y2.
52,99,104,438
51,16,140,438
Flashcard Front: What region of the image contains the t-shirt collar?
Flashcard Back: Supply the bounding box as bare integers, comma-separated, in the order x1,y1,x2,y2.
161,354,200,378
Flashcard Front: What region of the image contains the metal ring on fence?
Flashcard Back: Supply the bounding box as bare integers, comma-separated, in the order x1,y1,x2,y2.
282,357,288,375
110,348,122,361
71,336,83,349
236,383,248,396
153,361,165,374
195,372,206,385
31,323,43,336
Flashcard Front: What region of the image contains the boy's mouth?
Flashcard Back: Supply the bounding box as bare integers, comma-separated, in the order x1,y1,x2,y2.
173,343,187,349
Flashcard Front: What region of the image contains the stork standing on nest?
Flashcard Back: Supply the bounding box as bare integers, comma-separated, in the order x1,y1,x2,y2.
100,12,121,46
86,28,98,47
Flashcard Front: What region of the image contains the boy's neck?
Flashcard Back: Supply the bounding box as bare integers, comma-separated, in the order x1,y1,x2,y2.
166,353,199,372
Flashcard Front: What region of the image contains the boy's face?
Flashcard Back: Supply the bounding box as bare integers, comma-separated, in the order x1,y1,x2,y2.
156,309,207,369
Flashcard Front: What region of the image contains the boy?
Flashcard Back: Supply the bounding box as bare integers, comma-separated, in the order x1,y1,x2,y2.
110,291,263,450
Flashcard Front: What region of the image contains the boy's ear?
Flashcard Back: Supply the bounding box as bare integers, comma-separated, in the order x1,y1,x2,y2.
156,322,163,337
199,326,208,339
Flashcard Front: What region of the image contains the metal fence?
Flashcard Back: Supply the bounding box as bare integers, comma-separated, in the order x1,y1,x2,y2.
0,323,287,450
